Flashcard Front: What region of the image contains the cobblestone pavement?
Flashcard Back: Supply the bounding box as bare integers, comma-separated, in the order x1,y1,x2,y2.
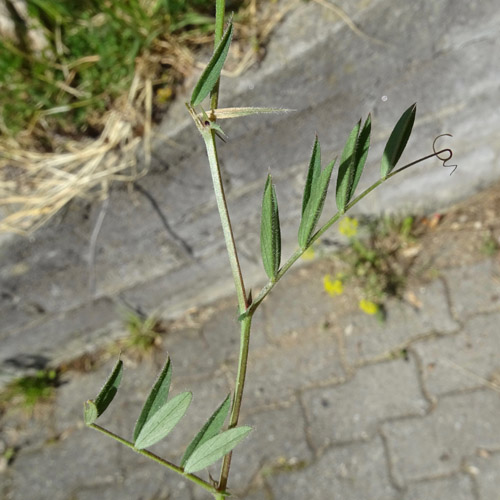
1,191,500,500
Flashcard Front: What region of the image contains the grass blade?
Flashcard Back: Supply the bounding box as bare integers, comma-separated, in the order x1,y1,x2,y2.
180,394,231,467
208,107,295,120
380,103,416,179
190,21,233,106
183,426,252,474
260,175,281,279
134,392,192,450
84,358,123,425
133,357,172,441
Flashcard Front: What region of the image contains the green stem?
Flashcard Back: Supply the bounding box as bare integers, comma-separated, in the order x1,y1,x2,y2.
197,124,248,313
89,424,217,495
218,314,253,492
211,0,226,113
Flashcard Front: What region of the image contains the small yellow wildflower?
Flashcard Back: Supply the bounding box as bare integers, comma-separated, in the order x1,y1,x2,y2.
301,247,316,261
323,274,343,296
339,217,358,238
359,299,378,315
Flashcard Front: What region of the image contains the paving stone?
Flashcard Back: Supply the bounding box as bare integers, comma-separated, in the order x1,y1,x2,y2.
228,401,313,492
467,451,500,500
72,464,193,500
442,260,500,320
7,428,121,500
341,279,458,366
402,474,475,500
302,357,428,447
413,312,500,397
269,436,398,500
382,390,500,486
262,263,336,341
240,328,344,409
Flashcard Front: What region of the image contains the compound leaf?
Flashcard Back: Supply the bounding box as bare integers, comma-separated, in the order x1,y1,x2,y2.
380,103,416,179
133,357,172,441
180,394,231,467
190,21,233,106
260,175,281,279
183,426,252,474
134,392,192,450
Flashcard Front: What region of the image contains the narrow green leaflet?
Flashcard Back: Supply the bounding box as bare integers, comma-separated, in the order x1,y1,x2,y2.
133,357,172,441
260,175,281,279
301,136,321,216
336,115,371,212
380,103,417,179
84,358,123,425
298,138,336,248
190,21,233,106
134,392,192,450
183,426,252,474
180,394,231,467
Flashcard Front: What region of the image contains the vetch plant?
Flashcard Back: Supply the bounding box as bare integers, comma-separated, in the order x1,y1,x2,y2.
84,2,455,498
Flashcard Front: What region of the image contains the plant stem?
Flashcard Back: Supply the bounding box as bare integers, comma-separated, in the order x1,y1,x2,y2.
89,424,217,495
218,314,253,492
201,125,248,313
211,0,226,113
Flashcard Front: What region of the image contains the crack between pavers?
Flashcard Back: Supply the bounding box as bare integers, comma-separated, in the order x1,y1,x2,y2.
408,346,438,410
134,182,195,261
295,389,317,458
378,429,406,493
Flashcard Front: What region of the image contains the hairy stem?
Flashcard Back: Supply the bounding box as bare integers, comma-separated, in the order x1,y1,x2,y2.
218,314,253,491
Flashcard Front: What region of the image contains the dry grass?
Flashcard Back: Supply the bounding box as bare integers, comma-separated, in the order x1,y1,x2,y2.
0,0,294,235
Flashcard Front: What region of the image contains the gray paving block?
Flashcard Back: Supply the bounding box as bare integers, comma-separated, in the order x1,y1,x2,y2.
442,260,500,320
467,451,500,500
302,357,428,448
413,312,500,397
73,464,193,500
269,436,398,500
342,279,458,366
240,329,344,410
7,429,121,500
228,402,313,492
262,263,336,341
382,390,500,486
403,474,474,500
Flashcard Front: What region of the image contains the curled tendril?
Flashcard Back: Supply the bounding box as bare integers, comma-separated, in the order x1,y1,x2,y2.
432,134,457,175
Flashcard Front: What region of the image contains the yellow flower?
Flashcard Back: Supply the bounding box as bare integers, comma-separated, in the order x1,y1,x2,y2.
339,217,358,238
301,247,315,261
323,274,343,296
359,299,378,315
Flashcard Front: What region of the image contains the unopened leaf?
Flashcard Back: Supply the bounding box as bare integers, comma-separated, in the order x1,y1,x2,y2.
181,394,231,467
298,138,336,248
190,21,233,106
260,175,281,279
336,115,371,212
183,426,252,474
84,359,123,425
133,357,172,441
134,392,192,450
380,103,416,179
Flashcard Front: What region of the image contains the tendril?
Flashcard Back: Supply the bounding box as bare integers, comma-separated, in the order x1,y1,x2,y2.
433,133,457,175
